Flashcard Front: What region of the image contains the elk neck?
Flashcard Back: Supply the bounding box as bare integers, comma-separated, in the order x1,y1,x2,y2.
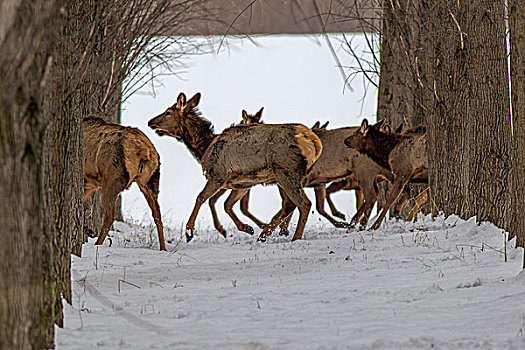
362,130,405,170
178,110,216,161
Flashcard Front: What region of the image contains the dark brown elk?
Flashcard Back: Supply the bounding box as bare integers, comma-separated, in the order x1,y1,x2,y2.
148,92,322,242
83,116,166,251
344,119,428,230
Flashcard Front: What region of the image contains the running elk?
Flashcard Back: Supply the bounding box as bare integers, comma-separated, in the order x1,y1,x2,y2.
148,92,322,242
83,116,166,251
344,119,428,230
206,107,267,237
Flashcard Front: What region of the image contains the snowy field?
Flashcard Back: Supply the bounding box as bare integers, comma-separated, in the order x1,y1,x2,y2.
56,35,525,349
55,215,525,349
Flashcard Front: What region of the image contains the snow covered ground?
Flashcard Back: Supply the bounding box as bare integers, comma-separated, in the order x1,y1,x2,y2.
56,215,525,349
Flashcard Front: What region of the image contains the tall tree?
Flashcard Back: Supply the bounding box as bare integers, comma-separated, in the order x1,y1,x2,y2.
0,1,66,348
509,0,525,256
42,0,208,339
375,0,430,216
422,0,512,229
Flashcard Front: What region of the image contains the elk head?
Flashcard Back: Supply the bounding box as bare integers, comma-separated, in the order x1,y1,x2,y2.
344,118,386,151
240,107,264,125
311,121,329,134
148,92,201,139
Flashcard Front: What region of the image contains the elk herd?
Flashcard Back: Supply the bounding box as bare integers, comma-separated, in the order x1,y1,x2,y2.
83,92,429,251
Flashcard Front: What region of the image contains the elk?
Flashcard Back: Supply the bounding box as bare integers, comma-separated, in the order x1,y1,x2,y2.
219,118,369,236
206,107,267,237
344,119,428,230
265,121,394,239
148,92,322,242
83,115,166,251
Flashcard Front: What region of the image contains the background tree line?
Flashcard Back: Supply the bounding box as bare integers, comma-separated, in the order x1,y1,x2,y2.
1,0,524,348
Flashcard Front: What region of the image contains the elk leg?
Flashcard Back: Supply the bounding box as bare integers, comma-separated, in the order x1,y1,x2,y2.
224,189,254,235
273,174,311,241
355,189,364,212
279,212,293,236
325,180,348,220
314,185,349,228
186,180,223,242
95,181,126,246
257,193,296,242
350,176,379,229
83,182,100,236
138,171,166,251
239,191,266,229
277,186,292,236
83,181,98,202
209,189,227,237
370,175,411,230
391,187,410,219
406,187,429,222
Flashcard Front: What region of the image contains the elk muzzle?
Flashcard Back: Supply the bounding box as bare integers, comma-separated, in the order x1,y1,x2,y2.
148,115,170,137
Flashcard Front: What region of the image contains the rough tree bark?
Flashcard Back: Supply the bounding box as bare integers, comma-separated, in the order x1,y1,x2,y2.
509,0,525,254
423,0,512,229
0,1,66,348
376,0,429,216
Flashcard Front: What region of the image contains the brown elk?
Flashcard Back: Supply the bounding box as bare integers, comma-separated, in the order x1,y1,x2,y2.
83,115,166,251
206,107,267,237
148,92,322,242
311,120,366,222
263,121,394,239
220,118,369,236
344,119,428,230
224,118,366,234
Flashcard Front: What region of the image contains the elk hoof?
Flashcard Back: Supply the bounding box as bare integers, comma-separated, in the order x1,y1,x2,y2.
334,222,352,229
83,226,96,238
257,234,268,242
217,226,227,238
345,222,358,231
243,225,255,235
279,226,289,236
185,229,194,243
334,212,346,220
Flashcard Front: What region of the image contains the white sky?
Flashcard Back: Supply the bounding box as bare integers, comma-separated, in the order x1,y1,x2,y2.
121,34,378,233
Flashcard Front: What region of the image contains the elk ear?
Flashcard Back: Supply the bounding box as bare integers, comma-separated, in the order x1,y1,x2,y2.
313,121,320,129
395,123,403,133
359,118,369,134
242,110,249,123
320,121,329,129
176,93,187,109
374,119,386,129
186,93,201,109
255,107,264,121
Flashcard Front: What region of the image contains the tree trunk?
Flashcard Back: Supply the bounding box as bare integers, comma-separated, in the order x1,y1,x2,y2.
509,0,525,250
0,1,65,348
423,0,512,229
47,1,124,236
376,0,428,217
